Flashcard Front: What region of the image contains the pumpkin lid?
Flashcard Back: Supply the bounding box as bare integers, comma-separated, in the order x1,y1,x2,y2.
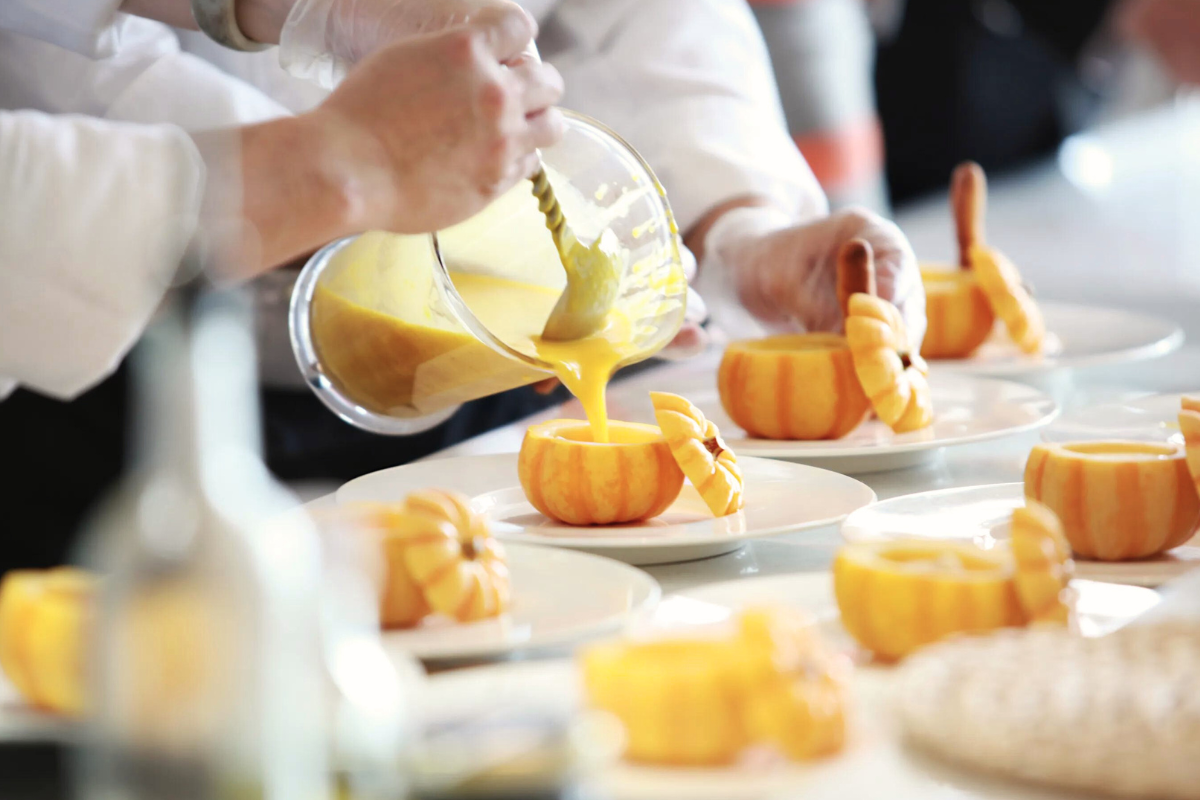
839,240,934,434
649,391,744,517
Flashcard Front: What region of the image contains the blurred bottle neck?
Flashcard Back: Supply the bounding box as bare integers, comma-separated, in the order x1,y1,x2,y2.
132,288,262,480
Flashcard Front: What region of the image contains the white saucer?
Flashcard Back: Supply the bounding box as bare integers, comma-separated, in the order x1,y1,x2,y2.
550,373,1057,475
840,482,1200,587
927,302,1183,377
672,375,1055,474
419,574,1160,800
381,543,658,662
1042,390,1198,443
338,454,876,566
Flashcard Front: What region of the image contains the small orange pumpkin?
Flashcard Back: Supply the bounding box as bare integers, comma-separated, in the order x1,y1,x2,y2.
841,240,934,433
650,392,744,517
1180,395,1200,498
971,245,1045,355
518,419,684,525
371,490,510,626
1025,441,1200,560
920,268,995,360
717,334,871,440
921,162,996,360
833,541,1023,661
580,607,847,766
1010,502,1075,625
0,568,94,715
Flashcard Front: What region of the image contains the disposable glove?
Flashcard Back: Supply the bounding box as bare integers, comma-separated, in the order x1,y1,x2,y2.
699,205,925,350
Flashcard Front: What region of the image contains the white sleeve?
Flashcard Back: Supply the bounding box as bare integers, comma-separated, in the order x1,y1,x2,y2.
0,0,123,58
0,17,290,129
541,0,828,234
0,111,204,400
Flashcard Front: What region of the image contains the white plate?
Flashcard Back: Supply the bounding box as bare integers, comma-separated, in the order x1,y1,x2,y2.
841,482,1200,587
927,302,1183,377
420,574,1160,800
549,373,1057,475
660,375,1055,474
1042,390,1199,443
381,543,659,662
338,455,876,566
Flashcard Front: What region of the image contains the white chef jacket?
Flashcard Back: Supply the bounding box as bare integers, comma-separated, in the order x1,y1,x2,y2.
177,0,828,235
0,7,289,400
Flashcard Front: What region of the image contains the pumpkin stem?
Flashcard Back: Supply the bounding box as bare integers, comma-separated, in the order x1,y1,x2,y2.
836,238,877,318
462,538,479,561
951,161,987,269
900,352,913,370
704,437,724,458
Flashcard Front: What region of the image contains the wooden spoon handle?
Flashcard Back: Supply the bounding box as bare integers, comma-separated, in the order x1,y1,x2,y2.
951,161,987,268
837,238,877,317
530,166,567,253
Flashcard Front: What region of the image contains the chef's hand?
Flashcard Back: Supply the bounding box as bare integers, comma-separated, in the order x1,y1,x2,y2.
702,205,926,349
313,5,564,234
279,0,526,87
1119,0,1200,85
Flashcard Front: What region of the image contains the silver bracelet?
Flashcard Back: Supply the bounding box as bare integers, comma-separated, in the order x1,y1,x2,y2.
191,0,272,52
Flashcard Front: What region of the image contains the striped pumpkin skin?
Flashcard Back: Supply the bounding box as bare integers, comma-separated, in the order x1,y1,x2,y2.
920,266,995,359
370,490,510,626
971,245,1045,355
582,638,750,765
833,542,1024,661
518,420,684,526
717,334,870,440
1024,442,1200,561
1180,396,1200,498
845,294,934,433
0,568,93,715
1010,502,1074,625
650,392,743,517
581,608,846,766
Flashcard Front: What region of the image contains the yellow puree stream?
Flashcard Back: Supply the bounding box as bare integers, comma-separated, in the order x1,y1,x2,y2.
312,272,629,443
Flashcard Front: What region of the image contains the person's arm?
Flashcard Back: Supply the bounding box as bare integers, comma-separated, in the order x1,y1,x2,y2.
544,0,826,254
0,111,203,400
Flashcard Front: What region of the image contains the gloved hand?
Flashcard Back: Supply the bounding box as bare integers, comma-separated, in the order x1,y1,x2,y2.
280,0,526,87
701,205,926,350
312,6,564,234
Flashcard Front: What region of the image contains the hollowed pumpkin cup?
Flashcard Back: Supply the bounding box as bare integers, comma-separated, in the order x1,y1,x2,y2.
1025,441,1200,561
518,420,685,525
920,266,995,359
833,540,1024,661
718,333,870,441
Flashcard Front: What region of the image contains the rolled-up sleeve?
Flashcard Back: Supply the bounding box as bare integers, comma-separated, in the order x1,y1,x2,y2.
0,0,124,58
543,0,828,234
0,111,205,399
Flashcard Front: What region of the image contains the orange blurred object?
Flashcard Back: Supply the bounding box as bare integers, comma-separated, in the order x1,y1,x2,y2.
0,568,94,715
581,607,848,766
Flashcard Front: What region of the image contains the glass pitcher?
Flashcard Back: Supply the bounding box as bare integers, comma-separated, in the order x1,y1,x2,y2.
289,110,688,435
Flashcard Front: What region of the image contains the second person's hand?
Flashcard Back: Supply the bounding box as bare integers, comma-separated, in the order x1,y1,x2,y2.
703,205,926,350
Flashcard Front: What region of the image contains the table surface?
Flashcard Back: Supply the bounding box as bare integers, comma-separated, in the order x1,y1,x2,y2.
394,99,1200,596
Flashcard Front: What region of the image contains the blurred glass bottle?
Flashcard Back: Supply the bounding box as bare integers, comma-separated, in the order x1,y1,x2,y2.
74,287,329,800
